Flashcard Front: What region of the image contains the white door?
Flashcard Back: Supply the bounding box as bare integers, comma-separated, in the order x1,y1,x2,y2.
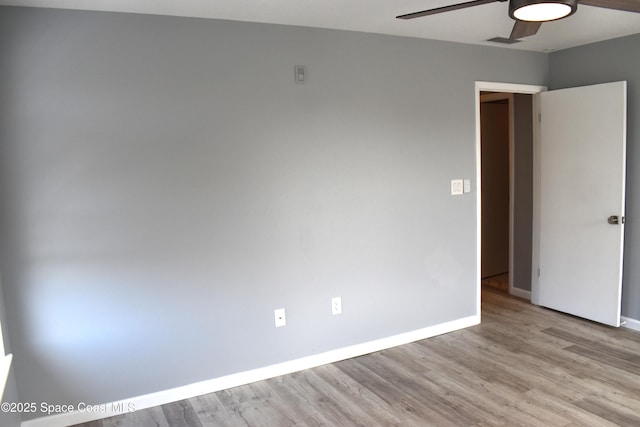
538,81,626,327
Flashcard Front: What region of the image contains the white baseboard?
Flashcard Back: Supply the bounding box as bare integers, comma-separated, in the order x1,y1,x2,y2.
510,287,531,300
22,314,479,427
621,316,640,332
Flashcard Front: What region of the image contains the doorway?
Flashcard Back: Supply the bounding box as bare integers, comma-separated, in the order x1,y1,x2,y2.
480,93,510,292
476,81,627,326
475,82,545,314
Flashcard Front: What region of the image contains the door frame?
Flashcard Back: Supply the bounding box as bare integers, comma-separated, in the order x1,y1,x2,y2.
475,81,546,315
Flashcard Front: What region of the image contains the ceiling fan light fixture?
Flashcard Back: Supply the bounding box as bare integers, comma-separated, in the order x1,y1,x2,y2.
509,0,577,22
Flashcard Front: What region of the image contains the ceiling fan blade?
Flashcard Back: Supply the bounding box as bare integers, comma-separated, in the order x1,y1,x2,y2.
510,20,542,39
579,0,640,13
397,0,503,20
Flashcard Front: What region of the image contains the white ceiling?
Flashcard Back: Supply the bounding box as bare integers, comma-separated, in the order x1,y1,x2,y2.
2,0,640,52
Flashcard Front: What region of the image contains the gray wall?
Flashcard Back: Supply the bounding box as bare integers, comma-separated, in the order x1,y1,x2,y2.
0,6,547,418
549,34,640,321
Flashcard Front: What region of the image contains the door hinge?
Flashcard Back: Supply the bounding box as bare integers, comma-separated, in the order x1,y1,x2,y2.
538,113,542,123
537,268,541,278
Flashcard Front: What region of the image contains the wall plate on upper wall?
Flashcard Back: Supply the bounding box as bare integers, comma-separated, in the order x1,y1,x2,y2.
295,65,306,83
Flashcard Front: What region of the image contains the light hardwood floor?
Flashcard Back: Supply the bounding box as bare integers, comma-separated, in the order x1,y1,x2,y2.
74,288,640,426
481,273,509,293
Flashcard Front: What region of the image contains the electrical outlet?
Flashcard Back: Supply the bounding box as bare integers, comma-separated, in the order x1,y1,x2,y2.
331,297,342,315
274,308,286,327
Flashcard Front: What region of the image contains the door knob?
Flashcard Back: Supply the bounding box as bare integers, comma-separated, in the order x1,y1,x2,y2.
608,215,625,225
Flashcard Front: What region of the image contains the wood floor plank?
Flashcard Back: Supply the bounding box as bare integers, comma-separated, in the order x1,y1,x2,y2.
161,401,202,427
335,357,459,426
261,376,335,426
310,364,403,426
245,381,310,426
283,369,374,427
402,346,545,426
214,384,292,427
72,287,640,427
190,393,246,427
544,327,640,362
297,367,394,427
574,396,640,426
100,406,170,427
357,351,479,425
522,388,620,427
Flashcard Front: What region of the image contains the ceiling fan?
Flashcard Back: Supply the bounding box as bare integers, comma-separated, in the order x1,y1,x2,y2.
397,0,640,42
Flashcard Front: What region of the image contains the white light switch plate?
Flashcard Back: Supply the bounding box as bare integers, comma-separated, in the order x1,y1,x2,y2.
463,179,471,193
451,179,464,195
